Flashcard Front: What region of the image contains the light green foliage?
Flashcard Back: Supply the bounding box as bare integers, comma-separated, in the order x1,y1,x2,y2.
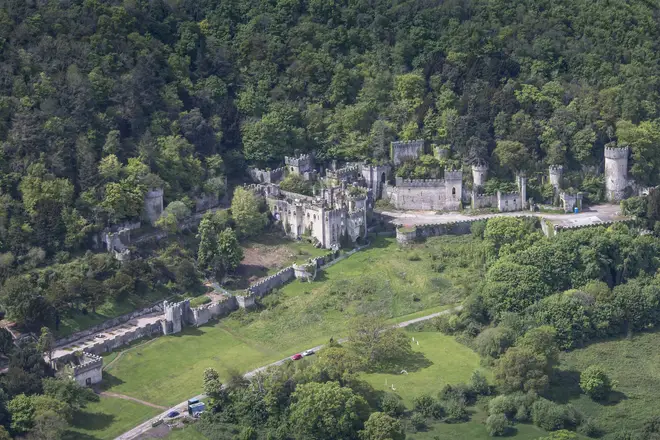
616,120,660,186
8,394,34,433
279,173,312,196
156,201,191,233
19,163,74,217
231,187,267,238
101,179,146,223
289,381,368,440
486,413,510,436
474,327,515,359
217,228,243,273
580,365,613,401
98,154,123,181
517,326,559,366
359,412,405,440
494,140,532,174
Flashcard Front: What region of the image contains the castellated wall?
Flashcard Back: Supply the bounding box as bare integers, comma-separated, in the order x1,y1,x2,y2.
246,267,296,297
55,302,164,347
391,140,424,165
396,221,475,244
605,147,630,202
388,178,448,211
472,193,497,209
248,167,285,184
191,297,238,326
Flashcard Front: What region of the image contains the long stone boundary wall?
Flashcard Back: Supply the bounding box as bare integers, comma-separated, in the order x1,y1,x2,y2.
55,302,164,347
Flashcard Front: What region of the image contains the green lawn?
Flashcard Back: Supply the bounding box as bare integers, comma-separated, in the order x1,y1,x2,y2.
72,234,484,437
361,331,487,406
549,330,660,434
64,396,160,440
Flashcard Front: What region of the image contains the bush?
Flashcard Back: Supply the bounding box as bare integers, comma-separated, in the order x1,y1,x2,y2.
444,398,469,423
470,370,490,396
578,418,602,438
433,313,463,335
410,412,426,431
580,365,613,401
488,395,518,418
438,383,474,405
475,327,515,360
412,394,443,419
531,399,578,431
486,413,510,436
381,393,404,417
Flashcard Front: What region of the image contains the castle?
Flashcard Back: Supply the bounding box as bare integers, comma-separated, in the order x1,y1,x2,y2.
245,141,642,242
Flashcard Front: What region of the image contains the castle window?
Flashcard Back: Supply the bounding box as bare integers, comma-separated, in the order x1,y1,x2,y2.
452,187,456,195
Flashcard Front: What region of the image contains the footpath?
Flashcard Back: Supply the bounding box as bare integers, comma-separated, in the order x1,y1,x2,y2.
115,306,461,440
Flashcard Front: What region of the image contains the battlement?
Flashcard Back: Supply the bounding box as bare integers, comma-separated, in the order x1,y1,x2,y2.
472,164,488,172
145,188,164,198
285,154,313,167
248,167,285,184
246,266,295,295
604,147,629,160
391,140,424,165
327,165,360,180
445,170,463,181
549,165,564,174
72,352,103,374
395,177,445,187
391,140,424,148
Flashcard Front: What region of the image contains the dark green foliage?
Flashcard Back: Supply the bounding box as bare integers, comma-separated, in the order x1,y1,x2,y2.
531,399,581,432
412,394,443,419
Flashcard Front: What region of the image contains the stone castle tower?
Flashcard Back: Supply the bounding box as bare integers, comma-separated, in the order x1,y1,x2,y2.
604,147,629,202
444,170,463,210
472,164,488,189
143,188,164,225
548,165,563,189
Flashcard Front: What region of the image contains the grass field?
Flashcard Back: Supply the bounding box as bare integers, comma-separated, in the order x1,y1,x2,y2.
71,234,485,439
64,396,160,440
549,330,660,435
361,331,487,405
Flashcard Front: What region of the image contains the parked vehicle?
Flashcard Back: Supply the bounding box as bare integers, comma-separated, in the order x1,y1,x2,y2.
302,349,315,357
291,353,303,360
167,411,180,418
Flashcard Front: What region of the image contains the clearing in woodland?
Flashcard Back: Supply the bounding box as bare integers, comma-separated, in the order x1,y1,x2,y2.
68,235,484,439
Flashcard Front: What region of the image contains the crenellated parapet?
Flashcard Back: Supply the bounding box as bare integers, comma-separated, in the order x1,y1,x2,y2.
604,147,629,160
395,177,446,187
391,140,424,165
72,352,103,374
445,169,463,182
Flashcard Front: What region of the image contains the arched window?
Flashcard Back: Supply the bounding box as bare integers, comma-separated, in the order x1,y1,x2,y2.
452,187,456,195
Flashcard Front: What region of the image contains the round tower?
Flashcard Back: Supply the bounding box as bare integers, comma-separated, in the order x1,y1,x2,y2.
471,164,488,188
604,147,629,202
548,165,563,189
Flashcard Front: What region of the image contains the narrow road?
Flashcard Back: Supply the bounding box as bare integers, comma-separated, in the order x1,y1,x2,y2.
379,203,624,228
114,306,461,440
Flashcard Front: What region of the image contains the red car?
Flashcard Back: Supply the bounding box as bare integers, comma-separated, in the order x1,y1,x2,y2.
291,353,303,360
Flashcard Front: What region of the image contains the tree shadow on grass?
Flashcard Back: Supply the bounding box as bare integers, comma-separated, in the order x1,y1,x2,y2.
545,369,582,403
603,390,627,406
70,410,115,431
369,351,433,374
62,430,101,440
546,368,628,406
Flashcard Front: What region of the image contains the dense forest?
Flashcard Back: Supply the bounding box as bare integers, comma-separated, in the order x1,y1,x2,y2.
2,0,660,264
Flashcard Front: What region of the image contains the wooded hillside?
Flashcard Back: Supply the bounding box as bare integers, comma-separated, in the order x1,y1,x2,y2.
2,0,660,261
